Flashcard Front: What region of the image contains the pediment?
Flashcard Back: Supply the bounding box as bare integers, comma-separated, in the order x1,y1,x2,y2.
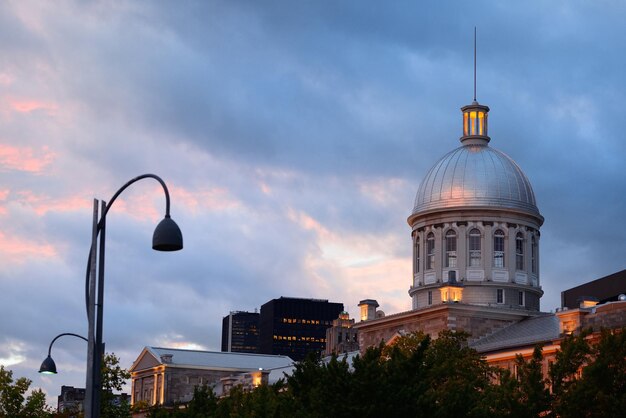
129,347,161,372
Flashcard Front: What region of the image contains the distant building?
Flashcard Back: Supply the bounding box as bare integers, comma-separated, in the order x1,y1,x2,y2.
57,385,85,414
221,311,260,353
259,297,344,361
561,269,626,309
325,311,359,355
129,347,293,407
57,385,128,415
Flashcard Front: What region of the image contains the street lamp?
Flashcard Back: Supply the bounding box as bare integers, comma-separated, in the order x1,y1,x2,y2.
84,174,183,418
39,333,88,375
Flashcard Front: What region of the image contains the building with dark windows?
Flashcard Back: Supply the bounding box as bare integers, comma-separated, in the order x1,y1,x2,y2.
57,385,85,414
259,297,344,360
221,311,260,354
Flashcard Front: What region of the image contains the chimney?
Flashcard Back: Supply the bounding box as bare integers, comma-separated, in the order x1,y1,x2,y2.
358,299,379,321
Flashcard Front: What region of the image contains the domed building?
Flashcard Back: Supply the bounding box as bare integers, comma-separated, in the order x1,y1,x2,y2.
351,93,626,381
354,95,626,374
354,98,550,348
408,100,544,311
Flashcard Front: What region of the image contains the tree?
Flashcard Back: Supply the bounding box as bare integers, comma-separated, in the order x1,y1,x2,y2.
185,385,217,418
100,352,131,418
549,329,592,417
0,365,52,417
418,330,491,418
550,328,626,418
514,346,551,418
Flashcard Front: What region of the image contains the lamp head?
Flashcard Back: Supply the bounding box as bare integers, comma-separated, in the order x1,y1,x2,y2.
39,355,57,374
152,215,183,251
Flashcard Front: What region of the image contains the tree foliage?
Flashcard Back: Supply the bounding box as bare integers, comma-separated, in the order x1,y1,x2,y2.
131,328,626,418
0,366,52,418
100,352,132,418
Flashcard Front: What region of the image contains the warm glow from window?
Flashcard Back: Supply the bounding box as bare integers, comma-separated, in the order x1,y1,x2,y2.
439,286,463,303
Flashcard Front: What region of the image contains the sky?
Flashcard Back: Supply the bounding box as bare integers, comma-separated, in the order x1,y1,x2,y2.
1,0,626,404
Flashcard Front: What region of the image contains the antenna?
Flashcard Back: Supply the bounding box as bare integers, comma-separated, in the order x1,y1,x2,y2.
474,27,477,102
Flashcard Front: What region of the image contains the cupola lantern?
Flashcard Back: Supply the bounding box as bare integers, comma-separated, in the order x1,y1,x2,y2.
460,101,490,145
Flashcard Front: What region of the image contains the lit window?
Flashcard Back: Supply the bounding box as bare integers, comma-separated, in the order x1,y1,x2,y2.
445,230,457,268
496,289,504,304
516,232,525,271
426,233,435,270
469,228,481,267
493,230,505,268
470,111,477,135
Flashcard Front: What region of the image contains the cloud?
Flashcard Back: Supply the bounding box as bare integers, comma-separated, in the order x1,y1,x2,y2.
1,0,625,406
0,144,56,173
0,231,57,261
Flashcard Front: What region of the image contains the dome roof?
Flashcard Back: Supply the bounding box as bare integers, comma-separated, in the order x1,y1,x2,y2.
412,143,541,218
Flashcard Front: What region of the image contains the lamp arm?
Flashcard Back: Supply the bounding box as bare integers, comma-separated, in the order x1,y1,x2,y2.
99,174,172,225
47,333,88,356
84,174,173,317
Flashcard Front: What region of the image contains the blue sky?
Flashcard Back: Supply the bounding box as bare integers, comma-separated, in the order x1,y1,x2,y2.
1,0,625,402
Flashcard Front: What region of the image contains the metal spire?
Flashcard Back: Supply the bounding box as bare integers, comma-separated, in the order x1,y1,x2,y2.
474,27,477,102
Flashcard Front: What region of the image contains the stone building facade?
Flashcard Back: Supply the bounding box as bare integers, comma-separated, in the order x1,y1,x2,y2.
129,347,293,407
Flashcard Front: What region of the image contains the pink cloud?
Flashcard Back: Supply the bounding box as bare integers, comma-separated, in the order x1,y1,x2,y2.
0,231,57,261
0,144,56,173
172,186,242,214
8,99,58,114
15,191,91,216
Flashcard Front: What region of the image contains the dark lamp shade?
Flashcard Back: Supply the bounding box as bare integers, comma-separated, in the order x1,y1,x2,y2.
39,355,57,374
152,216,183,251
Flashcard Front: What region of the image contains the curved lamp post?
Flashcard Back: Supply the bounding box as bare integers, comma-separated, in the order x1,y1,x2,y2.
39,333,88,375
84,174,183,418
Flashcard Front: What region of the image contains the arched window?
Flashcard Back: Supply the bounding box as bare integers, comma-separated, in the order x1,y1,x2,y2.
469,228,481,267
493,230,505,268
531,235,537,274
516,232,525,271
445,230,457,268
426,233,435,270
413,234,420,274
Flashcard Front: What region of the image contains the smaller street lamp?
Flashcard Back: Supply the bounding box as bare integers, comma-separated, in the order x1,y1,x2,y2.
39,333,88,375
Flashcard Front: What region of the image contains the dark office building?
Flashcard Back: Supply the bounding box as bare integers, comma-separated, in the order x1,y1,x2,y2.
57,385,85,413
221,311,260,353
561,269,626,309
259,297,344,361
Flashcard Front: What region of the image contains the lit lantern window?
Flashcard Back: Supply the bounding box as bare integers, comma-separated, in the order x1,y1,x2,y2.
460,102,490,142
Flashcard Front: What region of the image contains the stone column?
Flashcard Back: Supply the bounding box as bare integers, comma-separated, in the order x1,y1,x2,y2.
434,225,443,282
507,224,516,282
457,222,467,278
483,221,492,280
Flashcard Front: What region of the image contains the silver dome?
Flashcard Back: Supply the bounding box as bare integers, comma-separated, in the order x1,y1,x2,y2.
412,144,541,217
